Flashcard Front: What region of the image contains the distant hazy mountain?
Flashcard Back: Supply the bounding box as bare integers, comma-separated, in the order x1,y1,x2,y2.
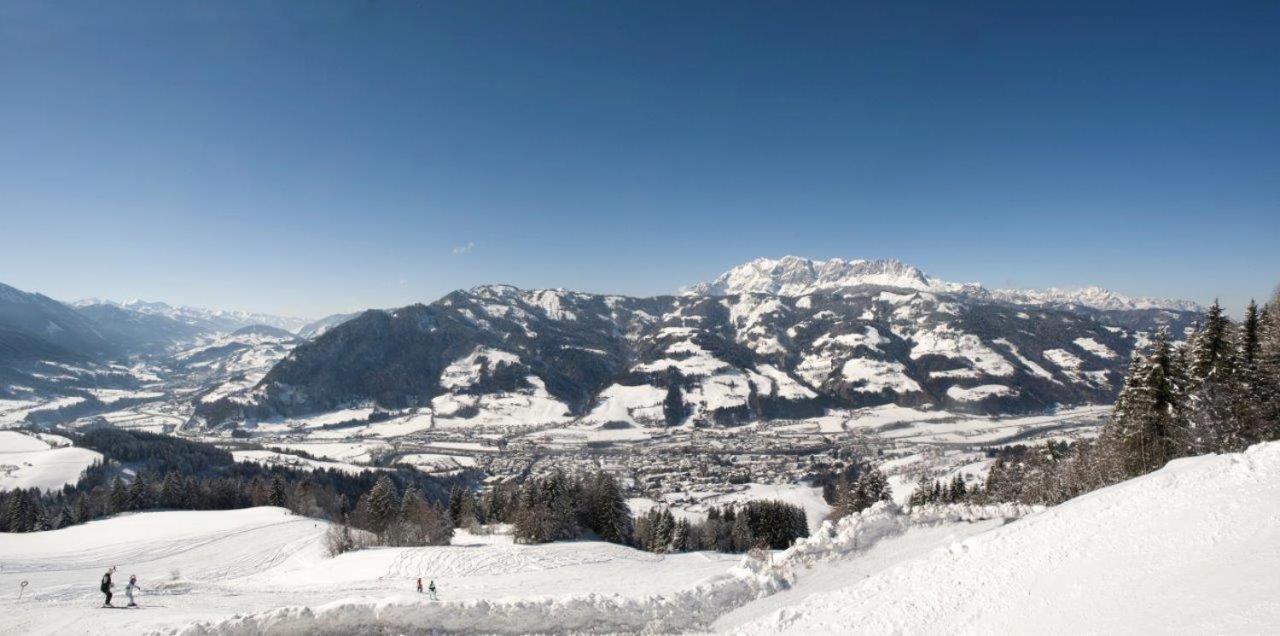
196,258,1202,428
297,312,363,339
690,256,1202,315
72,298,309,334
0,282,114,361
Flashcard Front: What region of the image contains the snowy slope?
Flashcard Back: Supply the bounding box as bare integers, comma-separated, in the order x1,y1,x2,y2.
735,442,1280,634
0,508,739,636
0,430,102,491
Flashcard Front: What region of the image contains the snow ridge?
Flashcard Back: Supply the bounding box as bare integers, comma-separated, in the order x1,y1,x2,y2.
687,256,1201,312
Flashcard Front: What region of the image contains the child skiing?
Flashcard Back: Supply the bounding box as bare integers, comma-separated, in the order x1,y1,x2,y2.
416,577,423,594
100,567,115,607
427,579,437,601
125,574,142,607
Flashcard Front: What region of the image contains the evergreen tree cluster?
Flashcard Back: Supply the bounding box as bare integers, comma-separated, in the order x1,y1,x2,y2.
907,473,969,507
830,466,893,518
345,475,454,548
505,471,634,545
636,500,809,553
0,428,464,534
975,295,1280,506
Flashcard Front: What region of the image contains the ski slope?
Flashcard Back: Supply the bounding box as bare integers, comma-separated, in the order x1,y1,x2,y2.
734,442,1280,634
0,508,738,635
2,442,1276,634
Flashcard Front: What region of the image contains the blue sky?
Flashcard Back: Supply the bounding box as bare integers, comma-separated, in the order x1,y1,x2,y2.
1,1,1276,318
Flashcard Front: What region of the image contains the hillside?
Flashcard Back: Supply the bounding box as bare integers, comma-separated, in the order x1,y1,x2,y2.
733,442,1280,634
197,258,1201,429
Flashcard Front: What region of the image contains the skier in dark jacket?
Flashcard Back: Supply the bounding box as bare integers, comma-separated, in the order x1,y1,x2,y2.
100,567,115,607
427,580,437,601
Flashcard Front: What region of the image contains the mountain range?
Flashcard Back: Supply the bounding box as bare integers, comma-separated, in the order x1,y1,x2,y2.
194,258,1202,429
0,258,1205,428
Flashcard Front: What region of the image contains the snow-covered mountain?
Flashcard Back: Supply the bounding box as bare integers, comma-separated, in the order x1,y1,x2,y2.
987,285,1203,312
689,256,1202,314
297,311,363,339
72,298,309,334
687,256,973,297
195,265,1202,429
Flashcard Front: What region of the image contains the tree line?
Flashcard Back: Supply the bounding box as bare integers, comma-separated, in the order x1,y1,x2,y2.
1,428,464,533
925,295,1280,507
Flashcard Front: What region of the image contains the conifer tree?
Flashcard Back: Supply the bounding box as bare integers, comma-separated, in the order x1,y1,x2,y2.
364,476,401,536
268,475,289,508
128,473,152,511
671,517,691,552
730,510,753,552
109,476,130,514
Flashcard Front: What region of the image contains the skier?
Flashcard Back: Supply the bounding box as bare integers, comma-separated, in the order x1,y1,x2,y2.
427,579,437,601
416,577,423,594
100,567,115,607
125,574,142,607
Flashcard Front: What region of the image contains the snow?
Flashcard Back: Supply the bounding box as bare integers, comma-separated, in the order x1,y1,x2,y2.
945,384,1016,401
395,453,477,472
1073,336,1118,359
746,365,817,400
840,359,921,393
153,503,1034,635
1042,347,1086,382
910,325,1015,377
691,256,964,296
438,347,522,390
685,371,754,413
991,338,1057,381
0,507,738,635
0,430,102,492
85,388,166,404
581,383,668,427
17,439,1271,636
0,396,87,426
232,450,378,476
734,442,1280,634
431,377,572,429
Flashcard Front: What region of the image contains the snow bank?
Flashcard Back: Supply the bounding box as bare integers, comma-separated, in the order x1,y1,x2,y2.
168,503,1034,635
736,442,1280,634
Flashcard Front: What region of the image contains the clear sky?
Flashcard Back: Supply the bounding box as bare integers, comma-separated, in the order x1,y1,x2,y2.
1,1,1276,319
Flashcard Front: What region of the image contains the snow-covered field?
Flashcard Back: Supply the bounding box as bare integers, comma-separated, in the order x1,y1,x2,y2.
0,430,102,492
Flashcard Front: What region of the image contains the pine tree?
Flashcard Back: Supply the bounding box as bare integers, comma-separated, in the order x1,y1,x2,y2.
58,504,76,529
1107,327,1189,475
663,368,686,426
128,473,153,511
671,517,691,552
1258,297,1280,437
74,493,91,524
730,510,753,552
268,476,289,509
5,490,30,532
838,467,892,517
653,508,675,552
160,472,184,509
364,476,401,536
948,474,967,503
109,476,130,515
907,474,934,507
1189,300,1233,382
592,473,633,544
